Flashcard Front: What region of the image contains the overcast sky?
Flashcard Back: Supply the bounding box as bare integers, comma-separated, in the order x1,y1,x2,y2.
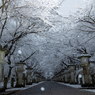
58,0,89,17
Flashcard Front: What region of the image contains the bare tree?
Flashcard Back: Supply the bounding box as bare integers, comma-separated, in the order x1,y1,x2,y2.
75,1,95,32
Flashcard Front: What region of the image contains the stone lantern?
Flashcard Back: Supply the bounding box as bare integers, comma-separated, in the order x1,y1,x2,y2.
26,68,32,85
64,69,69,83
69,64,75,84
15,62,25,87
32,75,36,83
34,73,40,83
33,73,40,83
78,54,91,87
58,75,62,82
60,69,64,82
0,45,6,90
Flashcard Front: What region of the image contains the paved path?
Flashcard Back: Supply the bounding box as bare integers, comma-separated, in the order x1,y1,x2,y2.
12,81,95,95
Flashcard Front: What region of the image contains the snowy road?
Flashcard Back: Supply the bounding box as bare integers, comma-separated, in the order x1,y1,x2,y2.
11,81,95,95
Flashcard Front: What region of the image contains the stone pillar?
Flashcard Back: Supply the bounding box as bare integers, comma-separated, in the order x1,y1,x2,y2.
78,54,91,87
63,75,65,82
37,75,41,82
22,73,26,87
39,77,42,82
59,76,62,82
4,77,7,89
76,75,78,84
60,72,64,82
64,70,69,83
57,76,60,82
26,68,32,85
15,62,25,87
71,72,75,84
83,67,91,85
65,73,68,83
69,65,75,84
11,78,15,87
35,73,40,83
80,77,83,85
67,73,70,83
61,75,64,82
0,64,4,83
91,74,95,86
0,45,7,90
34,74,38,83
41,77,45,81
38,77,41,82
32,76,36,83
36,77,39,82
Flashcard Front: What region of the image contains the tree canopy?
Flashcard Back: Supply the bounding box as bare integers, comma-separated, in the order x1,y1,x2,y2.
0,0,95,79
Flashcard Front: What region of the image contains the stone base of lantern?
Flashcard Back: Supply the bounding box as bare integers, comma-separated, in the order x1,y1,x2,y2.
4,77,7,89
70,82,75,84
0,88,5,92
15,78,25,87
60,80,64,82
26,82,32,85
70,79,75,84
26,77,32,85
64,81,69,83
36,79,41,83
81,83,94,87
75,77,78,84
15,84,25,88
11,78,15,87
74,82,78,84
59,80,63,82
57,78,63,82
64,78,70,83
32,79,37,83
35,81,39,83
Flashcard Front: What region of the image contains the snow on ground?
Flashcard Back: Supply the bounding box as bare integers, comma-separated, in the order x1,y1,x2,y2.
6,81,45,92
58,82,95,93
4,81,95,93
58,82,81,88
84,89,95,93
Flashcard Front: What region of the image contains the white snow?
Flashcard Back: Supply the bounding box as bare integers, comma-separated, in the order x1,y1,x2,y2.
84,89,95,93
58,82,81,88
40,87,45,91
5,81,45,92
58,82,95,93
4,82,95,93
